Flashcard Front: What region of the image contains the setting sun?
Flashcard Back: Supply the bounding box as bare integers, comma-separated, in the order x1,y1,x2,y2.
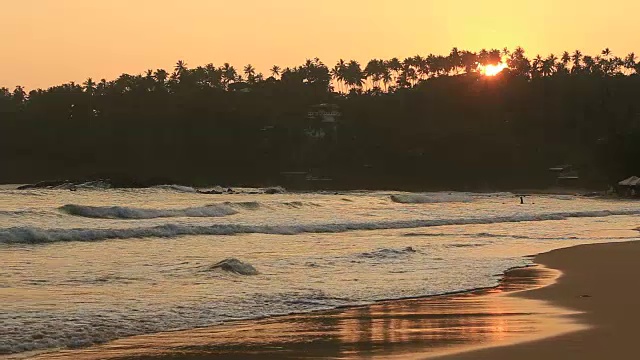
481,63,508,76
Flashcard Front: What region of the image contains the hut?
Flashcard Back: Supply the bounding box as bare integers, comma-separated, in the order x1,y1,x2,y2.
617,176,640,197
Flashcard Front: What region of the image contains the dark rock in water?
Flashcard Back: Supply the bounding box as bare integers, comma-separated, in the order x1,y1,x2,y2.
209,258,259,275
404,246,416,252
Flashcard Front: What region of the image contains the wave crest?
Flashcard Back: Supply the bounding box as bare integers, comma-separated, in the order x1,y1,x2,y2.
3,209,640,244
357,247,417,259
208,258,259,275
59,204,238,219
153,185,198,193
391,193,473,204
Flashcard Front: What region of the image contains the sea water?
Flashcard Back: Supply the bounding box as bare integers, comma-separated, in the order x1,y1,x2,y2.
1,186,638,355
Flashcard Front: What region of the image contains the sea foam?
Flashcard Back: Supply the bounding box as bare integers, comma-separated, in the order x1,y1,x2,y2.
60,204,238,219
390,193,474,204
3,209,640,244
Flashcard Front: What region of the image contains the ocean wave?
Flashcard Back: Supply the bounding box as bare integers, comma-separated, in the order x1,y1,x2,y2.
390,193,474,204
357,247,417,259
0,210,33,216
3,209,640,245
226,201,262,210
59,204,238,219
207,258,259,275
153,184,198,193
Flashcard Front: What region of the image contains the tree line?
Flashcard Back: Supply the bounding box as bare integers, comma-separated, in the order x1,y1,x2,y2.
1,47,639,190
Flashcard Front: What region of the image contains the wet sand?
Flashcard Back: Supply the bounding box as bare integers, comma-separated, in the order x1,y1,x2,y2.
26,241,639,360
443,240,640,359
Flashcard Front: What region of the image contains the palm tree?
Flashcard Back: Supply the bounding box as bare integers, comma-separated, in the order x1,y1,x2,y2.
582,56,596,74
386,58,402,85
531,55,543,77
488,49,502,65
364,59,383,89
331,59,348,92
381,67,392,92
344,60,364,91
411,55,427,81
96,79,108,95
624,53,637,74
82,78,96,94
425,55,439,77
244,64,256,83
270,65,281,79
12,86,26,104
448,48,463,74
203,64,222,88
460,51,478,74
477,49,490,66
221,63,237,89
507,47,530,77
174,60,188,80
571,50,583,73
542,54,557,77
154,69,168,90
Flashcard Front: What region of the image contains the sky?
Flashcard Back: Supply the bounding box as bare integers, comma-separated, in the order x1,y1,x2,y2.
2,0,639,89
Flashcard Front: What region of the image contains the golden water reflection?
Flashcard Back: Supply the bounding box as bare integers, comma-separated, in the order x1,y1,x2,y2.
30,266,582,360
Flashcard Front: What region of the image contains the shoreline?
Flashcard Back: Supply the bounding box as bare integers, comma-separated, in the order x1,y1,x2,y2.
442,240,640,359
23,255,577,359
18,240,639,359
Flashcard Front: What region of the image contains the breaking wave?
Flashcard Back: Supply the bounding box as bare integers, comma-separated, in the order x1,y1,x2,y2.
390,193,474,204
207,258,259,275
3,209,640,244
59,204,238,219
153,184,198,193
357,247,417,259
227,201,262,210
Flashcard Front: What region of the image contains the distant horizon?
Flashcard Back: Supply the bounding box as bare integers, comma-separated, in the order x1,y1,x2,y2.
3,0,639,89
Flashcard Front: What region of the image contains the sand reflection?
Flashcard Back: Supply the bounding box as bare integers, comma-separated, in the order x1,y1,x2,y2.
28,266,583,360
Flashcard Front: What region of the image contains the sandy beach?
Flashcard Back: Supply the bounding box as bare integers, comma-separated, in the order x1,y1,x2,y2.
444,240,640,359
24,240,640,360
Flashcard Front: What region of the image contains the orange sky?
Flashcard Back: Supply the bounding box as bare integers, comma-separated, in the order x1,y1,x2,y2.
2,0,638,89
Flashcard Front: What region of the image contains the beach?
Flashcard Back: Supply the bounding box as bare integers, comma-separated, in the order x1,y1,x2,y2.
21,240,637,359
2,188,638,359
444,240,640,359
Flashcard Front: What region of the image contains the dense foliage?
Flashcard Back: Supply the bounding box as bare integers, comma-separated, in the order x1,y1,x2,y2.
1,47,639,189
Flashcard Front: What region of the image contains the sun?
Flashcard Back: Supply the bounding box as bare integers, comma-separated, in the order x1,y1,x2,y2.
480,63,508,76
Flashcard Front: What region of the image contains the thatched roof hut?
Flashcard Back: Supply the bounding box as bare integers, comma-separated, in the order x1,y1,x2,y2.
618,176,640,187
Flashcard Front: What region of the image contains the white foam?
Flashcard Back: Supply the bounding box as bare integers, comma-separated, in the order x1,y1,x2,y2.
3,209,640,244
390,193,474,204
60,204,238,219
153,185,198,193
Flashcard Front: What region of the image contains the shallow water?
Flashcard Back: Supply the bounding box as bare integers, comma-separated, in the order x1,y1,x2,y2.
0,187,638,355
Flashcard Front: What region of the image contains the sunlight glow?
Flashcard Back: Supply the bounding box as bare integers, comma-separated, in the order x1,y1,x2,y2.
480,63,508,76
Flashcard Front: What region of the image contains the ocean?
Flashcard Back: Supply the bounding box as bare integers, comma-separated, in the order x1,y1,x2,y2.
1,186,638,356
